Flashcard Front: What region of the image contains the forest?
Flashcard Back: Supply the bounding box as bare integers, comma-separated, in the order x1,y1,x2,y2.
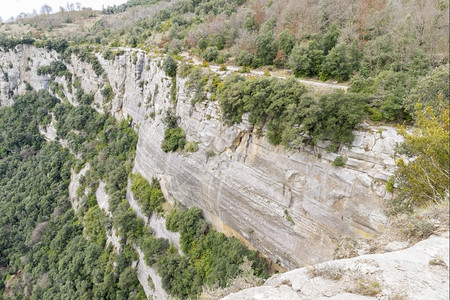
0,83,267,298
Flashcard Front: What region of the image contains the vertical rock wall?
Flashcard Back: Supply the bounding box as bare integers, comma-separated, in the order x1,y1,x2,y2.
0,45,403,269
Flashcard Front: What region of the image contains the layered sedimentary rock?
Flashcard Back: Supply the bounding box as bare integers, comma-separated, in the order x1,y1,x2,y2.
221,236,450,300
0,45,403,269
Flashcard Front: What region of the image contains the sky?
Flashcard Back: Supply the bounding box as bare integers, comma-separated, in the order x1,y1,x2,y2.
0,0,128,21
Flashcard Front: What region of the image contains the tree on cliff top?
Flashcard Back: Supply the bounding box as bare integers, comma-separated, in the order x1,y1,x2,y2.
394,100,449,209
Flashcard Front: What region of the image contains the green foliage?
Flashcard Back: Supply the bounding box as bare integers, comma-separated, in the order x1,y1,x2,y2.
321,25,340,55
332,155,347,167
404,64,449,116
320,44,352,82
184,141,199,152
0,35,34,50
160,109,186,152
131,173,165,215
43,38,69,53
161,127,186,152
218,75,363,149
101,83,114,101
394,104,449,208
161,206,267,297
289,40,324,77
163,55,178,77
386,177,395,193
36,61,68,78
156,252,203,298
349,70,413,121
70,45,105,76
0,90,144,299
162,108,179,129
141,236,169,265
312,92,365,150
82,206,109,246
203,46,219,62
277,30,294,56
236,50,254,67
256,22,277,66
113,200,144,243
170,77,177,103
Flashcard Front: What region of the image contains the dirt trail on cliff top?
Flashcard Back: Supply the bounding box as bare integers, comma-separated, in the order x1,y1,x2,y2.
113,47,348,92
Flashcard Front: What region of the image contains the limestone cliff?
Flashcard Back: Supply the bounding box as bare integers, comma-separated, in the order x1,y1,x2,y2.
221,235,449,300
0,45,403,270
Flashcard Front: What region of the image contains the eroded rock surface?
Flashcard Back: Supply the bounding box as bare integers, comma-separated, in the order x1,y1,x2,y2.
222,236,449,300
1,45,403,269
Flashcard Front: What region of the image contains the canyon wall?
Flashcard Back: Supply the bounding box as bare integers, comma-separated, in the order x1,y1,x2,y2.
0,45,403,269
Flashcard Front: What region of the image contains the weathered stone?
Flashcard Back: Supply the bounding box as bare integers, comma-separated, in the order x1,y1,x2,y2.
226,237,449,300
0,45,403,270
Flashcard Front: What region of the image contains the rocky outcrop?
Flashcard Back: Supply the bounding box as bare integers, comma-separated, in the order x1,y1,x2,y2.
68,164,90,211
126,179,182,253
222,236,449,300
0,45,403,270
96,180,169,299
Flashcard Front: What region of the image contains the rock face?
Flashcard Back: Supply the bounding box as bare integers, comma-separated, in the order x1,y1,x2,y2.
221,236,450,300
0,45,403,270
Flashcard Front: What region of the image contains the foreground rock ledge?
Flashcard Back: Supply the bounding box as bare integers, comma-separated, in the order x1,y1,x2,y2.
222,236,449,300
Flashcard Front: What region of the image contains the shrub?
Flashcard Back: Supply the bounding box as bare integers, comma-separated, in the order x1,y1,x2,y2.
202,46,219,62
131,173,165,215
36,61,67,77
205,149,215,157
161,127,186,152
163,56,178,77
236,51,253,67
386,177,395,193
395,104,449,207
184,141,199,152
332,156,346,167
101,84,113,101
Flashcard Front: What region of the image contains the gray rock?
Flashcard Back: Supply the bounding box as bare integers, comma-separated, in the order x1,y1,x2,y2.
0,45,404,270
384,241,409,252
224,237,449,300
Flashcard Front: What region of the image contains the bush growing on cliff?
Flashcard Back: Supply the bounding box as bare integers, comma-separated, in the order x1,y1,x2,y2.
162,206,267,296
217,75,364,150
163,55,177,77
101,83,113,101
393,102,450,209
131,173,165,215
0,35,34,50
36,61,68,78
161,109,187,152
161,127,186,152
332,155,346,167
141,236,170,265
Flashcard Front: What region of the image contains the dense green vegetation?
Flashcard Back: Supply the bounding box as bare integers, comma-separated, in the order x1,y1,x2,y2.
2,0,446,129
217,74,365,150
36,60,68,78
130,173,267,299
393,102,449,211
0,35,34,50
161,109,187,152
165,206,266,286
0,77,268,299
0,90,145,299
130,173,165,215
136,204,267,299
